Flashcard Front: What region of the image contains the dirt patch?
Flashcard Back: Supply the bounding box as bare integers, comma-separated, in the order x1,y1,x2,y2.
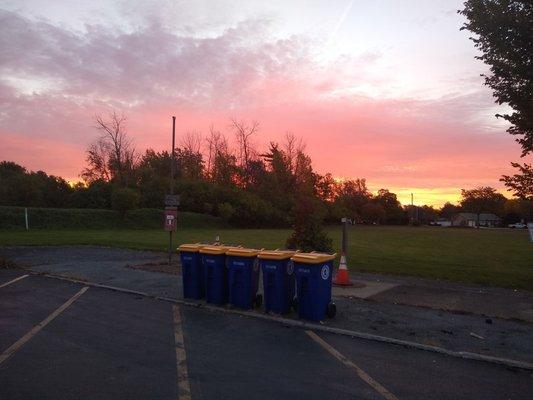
370,284,533,323
127,260,182,276
0,257,18,269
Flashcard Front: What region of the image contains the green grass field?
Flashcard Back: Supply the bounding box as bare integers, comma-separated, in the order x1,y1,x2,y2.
0,226,531,291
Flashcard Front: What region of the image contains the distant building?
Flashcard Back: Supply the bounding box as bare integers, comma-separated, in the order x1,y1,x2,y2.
451,213,501,228
436,219,452,227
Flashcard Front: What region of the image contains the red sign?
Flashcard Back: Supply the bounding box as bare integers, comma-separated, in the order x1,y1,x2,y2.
164,207,178,231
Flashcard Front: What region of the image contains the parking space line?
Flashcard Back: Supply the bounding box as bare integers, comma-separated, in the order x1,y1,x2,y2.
0,274,29,289
173,305,192,400
0,286,89,366
306,330,399,400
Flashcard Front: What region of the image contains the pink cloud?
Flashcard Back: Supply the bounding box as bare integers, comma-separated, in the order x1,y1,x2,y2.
0,8,525,203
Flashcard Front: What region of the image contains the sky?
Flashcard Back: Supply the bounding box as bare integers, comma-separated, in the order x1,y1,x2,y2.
0,0,528,206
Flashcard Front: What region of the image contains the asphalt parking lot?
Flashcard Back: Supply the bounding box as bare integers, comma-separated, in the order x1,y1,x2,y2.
1,270,532,400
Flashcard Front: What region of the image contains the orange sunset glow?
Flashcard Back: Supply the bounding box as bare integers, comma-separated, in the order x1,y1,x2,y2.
0,1,524,206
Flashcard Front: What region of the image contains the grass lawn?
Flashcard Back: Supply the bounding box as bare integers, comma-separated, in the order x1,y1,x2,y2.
0,226,531,291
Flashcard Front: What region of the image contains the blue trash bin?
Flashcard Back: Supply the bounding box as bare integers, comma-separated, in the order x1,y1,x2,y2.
258,250,296,314
178,243,205,300
200,245,233,305
226,248,262,310
292,252,337,322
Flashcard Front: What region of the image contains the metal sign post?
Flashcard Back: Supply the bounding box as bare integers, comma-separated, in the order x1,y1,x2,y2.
334,217,353,286
341,217,348,254
165,207,178,230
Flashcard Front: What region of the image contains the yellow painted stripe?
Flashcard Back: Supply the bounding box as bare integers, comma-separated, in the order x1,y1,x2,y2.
0,274,29,289
173,305,192,400
0,286,89,365
306,330,399,400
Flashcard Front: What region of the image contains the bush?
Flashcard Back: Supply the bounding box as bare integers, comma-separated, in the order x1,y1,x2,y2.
217,202,235,222
0,206,223,230
111,187,140,217
285,196,333,253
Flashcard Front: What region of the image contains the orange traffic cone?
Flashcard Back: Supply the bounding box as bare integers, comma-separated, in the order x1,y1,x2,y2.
333,253,353,286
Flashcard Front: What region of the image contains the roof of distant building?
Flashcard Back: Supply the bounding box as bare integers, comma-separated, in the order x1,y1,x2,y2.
453,213,501,221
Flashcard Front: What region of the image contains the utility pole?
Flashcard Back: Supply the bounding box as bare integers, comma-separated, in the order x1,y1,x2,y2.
170,116,176,194
169,116,176,265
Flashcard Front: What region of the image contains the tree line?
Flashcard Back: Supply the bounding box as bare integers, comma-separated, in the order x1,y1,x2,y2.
1,112,531,228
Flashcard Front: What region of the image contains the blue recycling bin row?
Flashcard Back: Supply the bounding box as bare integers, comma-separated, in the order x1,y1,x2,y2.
178,244,337,322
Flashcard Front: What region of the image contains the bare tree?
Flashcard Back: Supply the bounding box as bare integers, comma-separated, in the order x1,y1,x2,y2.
284,132,305,174
231,118,259,170
205,125,229,180
181,130,203,154
231,118,259,187
81,111,137,185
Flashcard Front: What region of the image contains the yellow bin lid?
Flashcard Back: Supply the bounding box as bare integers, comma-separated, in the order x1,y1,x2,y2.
291,252,337,264
199,245,242,255
258,250,297,260
199,245,229,255
178,243,204,252
226,247,261,257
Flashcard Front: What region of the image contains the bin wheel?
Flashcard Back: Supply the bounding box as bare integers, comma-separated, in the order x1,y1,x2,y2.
326,302,337,319
291,297,298,312
254,294,263,308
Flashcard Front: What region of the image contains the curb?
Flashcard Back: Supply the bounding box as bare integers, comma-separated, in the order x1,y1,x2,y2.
34,271,533,371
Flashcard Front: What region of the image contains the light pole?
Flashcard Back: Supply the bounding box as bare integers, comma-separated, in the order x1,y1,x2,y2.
169,116,176,265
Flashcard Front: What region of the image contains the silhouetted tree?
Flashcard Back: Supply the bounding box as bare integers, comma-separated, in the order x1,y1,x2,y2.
374,189,404,224
500,162,533,200
231,118,259,187
361,203,386,224
503,198,533,223
82,111,137,186
0,161,72,207
460,186,507,225
439,202,461,219
460,1,533,204
335,179,372,221
460,0,533,156
175,148,204,180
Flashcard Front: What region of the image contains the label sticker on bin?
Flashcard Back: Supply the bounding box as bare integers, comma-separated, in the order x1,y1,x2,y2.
287,260,294,275
321,265,330,280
